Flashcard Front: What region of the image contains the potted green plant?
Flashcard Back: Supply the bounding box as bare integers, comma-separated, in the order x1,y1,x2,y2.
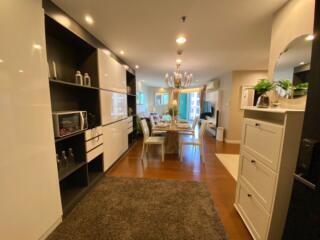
254,79,274,108
293,82,308,97
276,79,292,98
276,79,292,91
168,107,178,117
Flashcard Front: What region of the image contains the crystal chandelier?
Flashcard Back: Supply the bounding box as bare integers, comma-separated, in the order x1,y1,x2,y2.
165,64,193,88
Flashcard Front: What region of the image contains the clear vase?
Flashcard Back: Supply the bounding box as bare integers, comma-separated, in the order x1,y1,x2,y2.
256,93,270,108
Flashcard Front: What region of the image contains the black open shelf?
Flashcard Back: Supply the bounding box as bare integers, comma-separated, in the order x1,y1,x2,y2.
58,161,87,181
126,70,138,147
49,81,101,127
88,155,104,183
45,16,99,88
50,79,100,91
55,130,86,143
59,164,88,213
45,11,103,215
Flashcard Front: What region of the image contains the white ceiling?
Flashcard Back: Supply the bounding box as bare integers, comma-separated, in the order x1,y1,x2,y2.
53,0,288,87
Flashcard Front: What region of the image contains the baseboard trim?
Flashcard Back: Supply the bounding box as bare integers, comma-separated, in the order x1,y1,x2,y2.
225,138,241,144
39,217,62,240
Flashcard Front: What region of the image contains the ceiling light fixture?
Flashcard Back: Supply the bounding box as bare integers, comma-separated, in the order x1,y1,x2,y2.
176,59,182,64
176,36,187,45
135,65,139,69
123,65,129,70
305,34,315,41
165,63,193,89
120,50,125,55
299,61,305,65
18,70,24,73
0,59,3,63
85,15,94,25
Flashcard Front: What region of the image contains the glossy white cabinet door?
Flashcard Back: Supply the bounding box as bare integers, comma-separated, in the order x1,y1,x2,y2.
102,119,128,171
98,49,127,93
0,0,62,239
100,90,128,125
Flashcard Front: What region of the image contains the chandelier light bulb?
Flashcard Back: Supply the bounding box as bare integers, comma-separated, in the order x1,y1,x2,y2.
176,36,187,45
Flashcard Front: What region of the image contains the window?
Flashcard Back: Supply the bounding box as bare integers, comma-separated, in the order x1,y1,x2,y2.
136,92,144,105
155,92,169,105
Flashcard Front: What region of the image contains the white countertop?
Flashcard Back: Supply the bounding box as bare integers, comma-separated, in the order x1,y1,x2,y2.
243,106,305,113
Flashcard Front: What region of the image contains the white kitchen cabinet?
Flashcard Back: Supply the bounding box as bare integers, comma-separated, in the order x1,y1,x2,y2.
234,107,304,240
102,118,128,171
0,1,62,239
100,90,128,125
98,49,126,93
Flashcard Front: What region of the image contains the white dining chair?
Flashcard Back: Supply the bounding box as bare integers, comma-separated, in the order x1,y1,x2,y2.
179,121,207,162
178,117,199,137
140,119,165,162
150,115,167,136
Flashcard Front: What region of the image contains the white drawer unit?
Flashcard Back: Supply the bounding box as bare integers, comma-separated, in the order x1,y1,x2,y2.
242,118,283,171
86,144,104,163
85,135,103,152
236,182,270,240
235,107,304,240
85,126,104,163
85,126,102,141
239,151,277,212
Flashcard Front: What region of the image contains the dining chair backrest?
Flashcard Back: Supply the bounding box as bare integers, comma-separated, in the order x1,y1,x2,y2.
199,121,207,143
192,117,199,130
141,119,150,142
150,116,156,128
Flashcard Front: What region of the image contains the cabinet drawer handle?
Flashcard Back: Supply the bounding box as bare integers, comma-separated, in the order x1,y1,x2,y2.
251,160,256,164
255,123,260,127
247,194,252,198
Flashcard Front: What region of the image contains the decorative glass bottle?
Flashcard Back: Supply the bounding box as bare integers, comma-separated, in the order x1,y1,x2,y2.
75,71,83,85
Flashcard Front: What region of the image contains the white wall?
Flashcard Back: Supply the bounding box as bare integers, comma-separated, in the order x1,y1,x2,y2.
145,86,170,114
136,81,149,114
205,90,220,111
227,71,268,142
268,0,315,110
218,73,233,134
218,71,268,143
0,0,62,239
268,0,315,77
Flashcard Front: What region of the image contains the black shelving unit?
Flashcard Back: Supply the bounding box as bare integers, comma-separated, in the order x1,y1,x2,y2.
127,71,138,147
45,13,104,215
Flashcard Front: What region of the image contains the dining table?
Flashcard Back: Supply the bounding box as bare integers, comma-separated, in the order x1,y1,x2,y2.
152,121,194,154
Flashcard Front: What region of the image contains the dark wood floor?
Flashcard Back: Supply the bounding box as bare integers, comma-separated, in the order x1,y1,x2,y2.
107,133,252,240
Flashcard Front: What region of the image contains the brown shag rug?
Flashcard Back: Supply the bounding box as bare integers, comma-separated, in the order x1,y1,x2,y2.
48,176,227,240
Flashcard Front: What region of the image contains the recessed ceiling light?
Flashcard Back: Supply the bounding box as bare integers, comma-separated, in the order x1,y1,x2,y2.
123,65,129,70
135,65,139,69
33,44,42,50
120,50,125,55
305,34,314,41
176,59,182,64
176,36,187,45
0,59,3,63
18,70,24,73
299,61,305,65
85,15,94,25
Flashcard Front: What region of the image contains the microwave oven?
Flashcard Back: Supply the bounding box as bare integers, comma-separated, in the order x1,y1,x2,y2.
52,111,88,138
